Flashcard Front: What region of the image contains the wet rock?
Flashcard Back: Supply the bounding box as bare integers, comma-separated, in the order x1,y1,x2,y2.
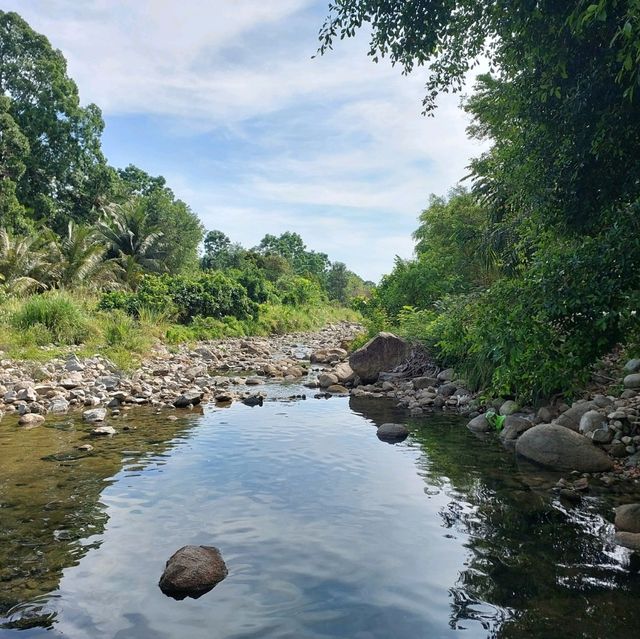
376,423,409,443
91,425,116,436
245,378,262,386
159,545,228,600
515,423,614,472
77,444,94,452
615,503,640,533
467,414,491,433
83,408,107,423
16,387,37,403
591,427,614,444
614,531,640,551
348,332,410,383
173,390,203,408
241,395,263,407
437,383,457,397
18,413,45,427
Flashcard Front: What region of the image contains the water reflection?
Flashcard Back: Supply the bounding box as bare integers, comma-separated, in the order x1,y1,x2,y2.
0,395,639,638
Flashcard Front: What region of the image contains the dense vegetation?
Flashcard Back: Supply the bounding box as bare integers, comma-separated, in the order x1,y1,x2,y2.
0,10,368,366
323,1,640,402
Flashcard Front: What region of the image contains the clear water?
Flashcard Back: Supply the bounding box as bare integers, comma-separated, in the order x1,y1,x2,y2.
1,386,640,638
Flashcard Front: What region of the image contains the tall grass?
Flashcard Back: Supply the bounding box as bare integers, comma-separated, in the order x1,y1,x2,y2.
10,292,93,345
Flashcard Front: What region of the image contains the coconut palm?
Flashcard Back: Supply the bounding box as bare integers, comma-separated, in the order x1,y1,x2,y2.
0,228,47,293
46,221,119,289
97,198,167,288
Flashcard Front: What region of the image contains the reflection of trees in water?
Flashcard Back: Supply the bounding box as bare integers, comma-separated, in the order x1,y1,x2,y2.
412,420,640,639
351,397,640,638
0,409,202,628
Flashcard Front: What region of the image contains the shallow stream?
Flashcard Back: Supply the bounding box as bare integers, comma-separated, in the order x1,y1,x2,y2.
1,384,640,638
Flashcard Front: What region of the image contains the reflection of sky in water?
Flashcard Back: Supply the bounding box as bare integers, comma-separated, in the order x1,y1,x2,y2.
2,393,640,639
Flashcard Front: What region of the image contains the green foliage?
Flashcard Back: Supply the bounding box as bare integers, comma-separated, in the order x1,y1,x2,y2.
0,10,112,229
276,275,326,307
256,232,329,279
11,292,91,345
99,272,257,324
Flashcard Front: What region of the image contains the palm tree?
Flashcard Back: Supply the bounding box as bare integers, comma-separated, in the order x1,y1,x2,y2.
46,221,119,290
97,198,167,288
0,228,47,293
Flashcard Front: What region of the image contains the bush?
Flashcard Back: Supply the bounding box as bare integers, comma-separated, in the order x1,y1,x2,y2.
98,272,257,324
276,276,325,306
11,293,92,345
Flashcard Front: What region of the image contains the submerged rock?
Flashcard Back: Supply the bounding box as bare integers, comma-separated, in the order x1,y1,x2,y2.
376,423,409,443
18,413,45,427
515,423,614,472
349,332,410,383
159,545,228,600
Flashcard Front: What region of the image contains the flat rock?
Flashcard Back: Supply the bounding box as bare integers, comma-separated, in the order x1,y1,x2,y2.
515,423,613,472
173,390,203,408
376,423,409,443
159,545,228,600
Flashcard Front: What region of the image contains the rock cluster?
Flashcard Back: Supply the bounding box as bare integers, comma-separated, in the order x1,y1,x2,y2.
0,323,362,426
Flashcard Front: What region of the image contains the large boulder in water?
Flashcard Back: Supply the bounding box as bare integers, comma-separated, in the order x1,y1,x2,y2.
376,423,409,443
159,545,228,600
615,503,640,533
515,423,613,472
348,332,410,382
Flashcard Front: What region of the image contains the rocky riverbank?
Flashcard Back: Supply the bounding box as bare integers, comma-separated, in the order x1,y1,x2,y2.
0,322,362,428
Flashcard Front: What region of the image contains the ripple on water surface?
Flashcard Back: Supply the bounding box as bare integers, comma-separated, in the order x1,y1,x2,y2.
1,392,640,638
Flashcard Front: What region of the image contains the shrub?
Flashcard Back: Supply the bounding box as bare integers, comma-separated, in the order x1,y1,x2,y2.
11,293,91,345
98,272,257,324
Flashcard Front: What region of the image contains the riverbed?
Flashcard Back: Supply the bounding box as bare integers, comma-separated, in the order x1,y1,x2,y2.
1,382,640,638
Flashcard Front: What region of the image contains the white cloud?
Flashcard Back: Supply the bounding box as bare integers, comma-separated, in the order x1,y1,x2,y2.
3,0,488,280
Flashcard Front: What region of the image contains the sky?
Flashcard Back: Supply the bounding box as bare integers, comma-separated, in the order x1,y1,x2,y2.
5,0,486,282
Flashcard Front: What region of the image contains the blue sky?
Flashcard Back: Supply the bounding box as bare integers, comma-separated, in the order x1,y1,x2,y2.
6,0,485,281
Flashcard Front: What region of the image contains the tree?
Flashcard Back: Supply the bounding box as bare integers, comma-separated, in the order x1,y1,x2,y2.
46,221,117,290
0,10,112,229
97,199,167,288
326,261,349,303
0,95,29,231
0,228,46,293
256,232,329,278
115,165,204,273
201,230,244,270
